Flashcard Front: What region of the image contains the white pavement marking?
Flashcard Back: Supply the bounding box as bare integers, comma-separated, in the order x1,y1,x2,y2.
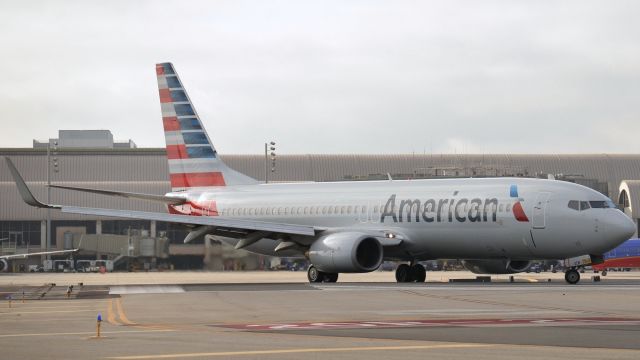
107,344,493,359
109,286,185,295
314,285,640,291
0,329,175,338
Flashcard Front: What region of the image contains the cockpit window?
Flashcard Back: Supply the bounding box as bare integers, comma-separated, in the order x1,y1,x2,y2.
567,200,579,210
589,201,608,208
569,200,616,210
579,201,590,210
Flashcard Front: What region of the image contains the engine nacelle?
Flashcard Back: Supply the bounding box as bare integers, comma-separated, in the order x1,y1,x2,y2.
0,259,7,272
309,232,383,273
462,259,532,274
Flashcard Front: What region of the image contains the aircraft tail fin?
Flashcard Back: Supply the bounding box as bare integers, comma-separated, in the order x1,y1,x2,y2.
155,62,258,190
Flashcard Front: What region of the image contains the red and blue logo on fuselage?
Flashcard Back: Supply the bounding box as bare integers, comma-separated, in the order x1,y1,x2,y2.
510,185,529,222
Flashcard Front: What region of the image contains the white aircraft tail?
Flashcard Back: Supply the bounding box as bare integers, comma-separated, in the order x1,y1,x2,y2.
156,62,258,190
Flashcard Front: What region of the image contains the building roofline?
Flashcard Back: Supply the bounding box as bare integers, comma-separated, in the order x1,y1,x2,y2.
0,147,639,158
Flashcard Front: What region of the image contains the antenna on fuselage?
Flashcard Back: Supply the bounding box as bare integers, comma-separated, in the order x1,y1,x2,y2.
387,173,393,181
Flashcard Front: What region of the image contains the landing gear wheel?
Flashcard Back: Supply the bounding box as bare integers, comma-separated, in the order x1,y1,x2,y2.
395,264,411,283
601,270,608,276
307,265,323,283
565,269,580,284
324,273,339,283
410,264,426,283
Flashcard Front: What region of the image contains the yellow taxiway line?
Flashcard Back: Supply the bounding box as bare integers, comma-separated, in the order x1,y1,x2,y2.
105,298,136,326
115,298,135,325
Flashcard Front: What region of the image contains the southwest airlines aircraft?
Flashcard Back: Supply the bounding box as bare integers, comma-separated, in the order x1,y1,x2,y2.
5,63,635,284
593,238,640,275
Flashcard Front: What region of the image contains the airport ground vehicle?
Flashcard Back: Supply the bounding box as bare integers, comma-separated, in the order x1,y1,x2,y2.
75,260,114,272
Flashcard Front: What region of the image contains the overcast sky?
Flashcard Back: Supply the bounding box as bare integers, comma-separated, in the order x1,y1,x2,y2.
1,1,638,154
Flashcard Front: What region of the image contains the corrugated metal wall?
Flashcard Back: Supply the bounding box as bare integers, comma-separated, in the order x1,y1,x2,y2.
2,148,640,221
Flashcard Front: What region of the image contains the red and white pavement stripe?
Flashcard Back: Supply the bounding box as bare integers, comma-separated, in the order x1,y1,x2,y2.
223,317,640,331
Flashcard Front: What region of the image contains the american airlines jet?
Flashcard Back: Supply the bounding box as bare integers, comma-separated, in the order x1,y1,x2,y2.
5,63,635,284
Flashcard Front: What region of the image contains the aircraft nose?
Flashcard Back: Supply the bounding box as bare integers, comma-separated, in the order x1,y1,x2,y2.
608,212,636,243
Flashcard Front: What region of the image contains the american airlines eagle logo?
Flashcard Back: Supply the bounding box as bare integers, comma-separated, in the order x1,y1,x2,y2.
510,185,529,222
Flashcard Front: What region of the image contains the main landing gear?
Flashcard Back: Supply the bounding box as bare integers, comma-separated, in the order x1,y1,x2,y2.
564,268,581,284
395,263,426,283
307,265,339,283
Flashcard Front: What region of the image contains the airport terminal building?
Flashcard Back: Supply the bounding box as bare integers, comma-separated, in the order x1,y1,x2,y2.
2,130,640,271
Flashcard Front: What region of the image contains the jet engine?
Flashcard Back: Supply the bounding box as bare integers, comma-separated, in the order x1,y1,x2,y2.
0,259,7,272
308,232,383,273
462,259,532,274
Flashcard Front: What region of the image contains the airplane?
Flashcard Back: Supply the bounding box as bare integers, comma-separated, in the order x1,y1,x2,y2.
0,247,78,272
4,62,635,284
593,238,640,275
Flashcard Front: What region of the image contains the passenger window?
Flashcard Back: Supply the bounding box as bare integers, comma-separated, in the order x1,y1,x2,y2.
505,204,511,212
322,206,327,215
347,206,352,214
568,201,579,210
499,204,504,212
580,201,590,211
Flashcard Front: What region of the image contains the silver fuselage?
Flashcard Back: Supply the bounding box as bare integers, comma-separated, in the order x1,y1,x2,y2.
166,177,635,261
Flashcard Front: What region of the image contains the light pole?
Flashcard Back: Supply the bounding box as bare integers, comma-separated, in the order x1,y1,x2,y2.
264,141,276,183
46,140,59,258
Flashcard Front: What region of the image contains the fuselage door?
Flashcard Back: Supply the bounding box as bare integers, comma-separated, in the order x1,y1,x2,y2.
532,192,551,229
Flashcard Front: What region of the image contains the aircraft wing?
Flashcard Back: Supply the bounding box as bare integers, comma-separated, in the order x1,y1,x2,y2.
5,157,317,237
0,249,78,260
48,185,187,205
60,206,316,236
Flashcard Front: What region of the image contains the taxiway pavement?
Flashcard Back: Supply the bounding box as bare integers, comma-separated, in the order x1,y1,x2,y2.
0,272,638,359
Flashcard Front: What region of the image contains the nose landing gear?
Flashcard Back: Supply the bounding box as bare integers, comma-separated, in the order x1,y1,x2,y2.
564,268,581,284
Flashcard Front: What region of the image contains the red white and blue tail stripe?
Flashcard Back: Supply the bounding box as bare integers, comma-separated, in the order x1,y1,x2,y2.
156,63,258,190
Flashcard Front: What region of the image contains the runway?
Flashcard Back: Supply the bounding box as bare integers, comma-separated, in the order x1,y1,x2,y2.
0,272,639,359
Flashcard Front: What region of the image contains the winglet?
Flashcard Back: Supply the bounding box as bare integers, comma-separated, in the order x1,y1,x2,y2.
4,157,60,209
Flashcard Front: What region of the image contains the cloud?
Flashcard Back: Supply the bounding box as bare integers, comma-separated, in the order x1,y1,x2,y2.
0,0,638,154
